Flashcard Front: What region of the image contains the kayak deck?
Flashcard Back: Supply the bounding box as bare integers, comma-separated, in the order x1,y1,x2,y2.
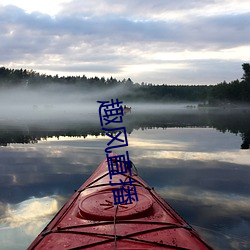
28,153,213,249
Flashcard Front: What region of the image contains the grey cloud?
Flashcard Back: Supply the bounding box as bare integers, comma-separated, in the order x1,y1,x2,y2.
1,4,249,50
38,64,121,74
133,59,244,85
59,0,216,18
0,3,249,84
185,13,250,49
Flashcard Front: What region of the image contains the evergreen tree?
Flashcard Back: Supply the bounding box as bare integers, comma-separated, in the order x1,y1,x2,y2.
242,63,250,83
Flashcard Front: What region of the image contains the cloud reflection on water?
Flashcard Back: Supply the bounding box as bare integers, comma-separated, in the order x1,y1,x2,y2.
0,196,59,228
0,126,250,249
149,150,250,166
0,196,62,250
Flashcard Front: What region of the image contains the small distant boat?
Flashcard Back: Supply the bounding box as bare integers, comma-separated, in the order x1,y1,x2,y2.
123,105,132,113
28,153,213,249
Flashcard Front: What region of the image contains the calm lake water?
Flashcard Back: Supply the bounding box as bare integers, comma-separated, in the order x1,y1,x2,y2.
0,104,250,249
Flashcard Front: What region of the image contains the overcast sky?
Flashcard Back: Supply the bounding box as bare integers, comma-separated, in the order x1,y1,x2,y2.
0,0,250,85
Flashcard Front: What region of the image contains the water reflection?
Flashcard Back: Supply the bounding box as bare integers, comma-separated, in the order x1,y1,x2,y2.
0,196,62,250
0,107,250,149
0,196,59,228
0,108,250,249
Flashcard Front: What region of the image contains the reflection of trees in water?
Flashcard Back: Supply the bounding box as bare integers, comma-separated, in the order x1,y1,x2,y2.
204,110,250,150
124,109,250,151
0,109,250,149
0,123,104,146
241,134,250,149
0,133,38,146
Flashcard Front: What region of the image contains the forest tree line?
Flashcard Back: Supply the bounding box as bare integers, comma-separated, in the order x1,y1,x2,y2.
0,63,249,104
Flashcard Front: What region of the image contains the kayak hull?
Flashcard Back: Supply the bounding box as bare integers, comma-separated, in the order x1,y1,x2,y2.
28,153,213,249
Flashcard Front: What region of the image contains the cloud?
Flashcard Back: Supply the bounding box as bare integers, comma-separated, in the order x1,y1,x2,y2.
0,196,59,228
3,4,248,49
0,1,250,84
58,0,244,19
0,196,62,249
157,186,250,216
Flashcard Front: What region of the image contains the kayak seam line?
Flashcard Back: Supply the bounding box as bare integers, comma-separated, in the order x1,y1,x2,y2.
56,220,182,230
53,225,191,250
78,172,110,191
53,225,191,236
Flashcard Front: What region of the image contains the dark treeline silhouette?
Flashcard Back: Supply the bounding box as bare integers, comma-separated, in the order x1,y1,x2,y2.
208,63,250,105
0,63,250,104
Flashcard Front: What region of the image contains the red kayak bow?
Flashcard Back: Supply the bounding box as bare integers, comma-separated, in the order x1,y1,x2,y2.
28,153,213,249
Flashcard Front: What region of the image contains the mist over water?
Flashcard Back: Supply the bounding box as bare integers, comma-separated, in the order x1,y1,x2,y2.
0,84,198,125
0,85,98,122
